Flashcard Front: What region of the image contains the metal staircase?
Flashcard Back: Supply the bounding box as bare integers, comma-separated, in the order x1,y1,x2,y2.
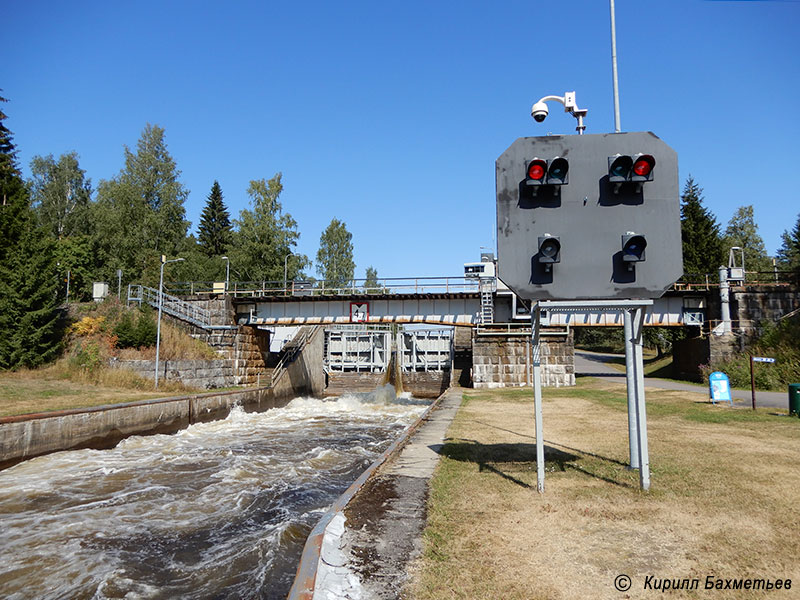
128,284,213,330
479,277,495,325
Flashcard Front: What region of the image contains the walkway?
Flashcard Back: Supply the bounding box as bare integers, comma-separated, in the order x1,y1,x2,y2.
575,350,790,410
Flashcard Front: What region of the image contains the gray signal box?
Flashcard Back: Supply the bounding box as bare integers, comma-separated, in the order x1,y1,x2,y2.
496,131,682,300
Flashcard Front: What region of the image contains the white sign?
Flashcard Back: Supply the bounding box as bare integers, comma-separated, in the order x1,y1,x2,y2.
752,357,776,364
350,302,369,323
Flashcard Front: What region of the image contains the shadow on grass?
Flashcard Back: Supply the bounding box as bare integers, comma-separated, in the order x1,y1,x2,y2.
432,438,638,490
432,439,579,489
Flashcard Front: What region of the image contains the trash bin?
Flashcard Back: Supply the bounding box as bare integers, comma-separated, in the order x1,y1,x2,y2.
790,384,800,417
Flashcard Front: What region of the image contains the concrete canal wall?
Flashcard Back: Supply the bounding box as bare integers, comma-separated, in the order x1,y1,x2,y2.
0,327,325,471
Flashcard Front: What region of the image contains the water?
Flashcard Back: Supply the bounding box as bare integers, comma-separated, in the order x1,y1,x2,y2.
0,385,428,600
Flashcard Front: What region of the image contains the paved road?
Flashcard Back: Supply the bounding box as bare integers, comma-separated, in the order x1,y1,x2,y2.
575,350,791,411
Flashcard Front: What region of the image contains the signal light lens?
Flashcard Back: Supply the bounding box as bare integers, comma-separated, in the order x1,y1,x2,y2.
527,160,546,181
633,154,655,177
622,234,647,261
540,239,560,259
609,155,633,179
547,157,569,183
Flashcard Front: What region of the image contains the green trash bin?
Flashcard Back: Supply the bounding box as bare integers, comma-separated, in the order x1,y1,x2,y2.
790,384,800,417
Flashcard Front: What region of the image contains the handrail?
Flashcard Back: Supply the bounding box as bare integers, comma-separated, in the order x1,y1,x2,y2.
128,284,212,329
166,276,482,298
271,326,315,386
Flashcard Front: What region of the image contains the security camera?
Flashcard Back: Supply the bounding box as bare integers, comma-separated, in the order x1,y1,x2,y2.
531,101,549,123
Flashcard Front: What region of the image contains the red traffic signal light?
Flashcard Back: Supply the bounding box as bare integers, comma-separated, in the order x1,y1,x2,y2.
608,153,656,192
526,157,569,193
527,159,547,181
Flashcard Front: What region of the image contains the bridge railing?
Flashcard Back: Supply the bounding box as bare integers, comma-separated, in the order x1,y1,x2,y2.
166,276,482,298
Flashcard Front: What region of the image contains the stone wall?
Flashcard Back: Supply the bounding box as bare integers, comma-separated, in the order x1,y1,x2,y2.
472,330,574,388
110,359,237,389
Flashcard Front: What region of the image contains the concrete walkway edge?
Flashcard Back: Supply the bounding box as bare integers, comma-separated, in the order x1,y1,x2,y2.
287,387,464,599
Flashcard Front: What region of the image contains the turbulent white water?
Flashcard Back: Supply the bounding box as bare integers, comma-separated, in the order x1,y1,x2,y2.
0,386,427,600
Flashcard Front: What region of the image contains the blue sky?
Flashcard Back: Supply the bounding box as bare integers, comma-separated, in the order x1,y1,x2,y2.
4,0,799,279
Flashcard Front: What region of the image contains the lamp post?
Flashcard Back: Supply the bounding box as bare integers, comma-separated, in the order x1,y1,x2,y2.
221,256,230,293
284,252,292,295
155,256,184,389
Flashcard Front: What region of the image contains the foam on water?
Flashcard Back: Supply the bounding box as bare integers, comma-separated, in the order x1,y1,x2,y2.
0,387,427,599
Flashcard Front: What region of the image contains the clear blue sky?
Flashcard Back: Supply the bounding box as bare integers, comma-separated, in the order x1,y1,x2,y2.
4,0,799,279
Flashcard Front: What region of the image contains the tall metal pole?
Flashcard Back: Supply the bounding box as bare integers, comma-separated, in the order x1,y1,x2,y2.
155,257,184,389
610,0,622,133
531,305,545,493
632,306,650,491
623,309,640,469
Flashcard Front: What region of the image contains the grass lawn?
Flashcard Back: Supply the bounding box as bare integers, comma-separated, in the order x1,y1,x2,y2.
410,379,800,599
0,370,189,418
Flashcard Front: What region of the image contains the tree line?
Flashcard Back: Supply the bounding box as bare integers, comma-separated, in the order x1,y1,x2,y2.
2,90,800,370
0,93,376,368
680,177,800,279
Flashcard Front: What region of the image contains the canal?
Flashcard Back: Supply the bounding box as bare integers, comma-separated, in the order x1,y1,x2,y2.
0,386,428,599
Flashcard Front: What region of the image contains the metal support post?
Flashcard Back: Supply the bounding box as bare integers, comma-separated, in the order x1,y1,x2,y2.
623,309,640,469
531,304,545,493
632,306,650,491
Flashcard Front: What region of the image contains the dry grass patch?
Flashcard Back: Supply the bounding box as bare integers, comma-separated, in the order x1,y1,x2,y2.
410,380,800,600
0,366,197,417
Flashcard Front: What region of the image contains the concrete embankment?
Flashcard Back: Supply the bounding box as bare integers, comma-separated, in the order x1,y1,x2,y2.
0,327,325,470
288,387,463,599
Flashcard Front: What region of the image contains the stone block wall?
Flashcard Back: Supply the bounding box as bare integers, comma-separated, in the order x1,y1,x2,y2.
472,330,574,388
110,359,236,389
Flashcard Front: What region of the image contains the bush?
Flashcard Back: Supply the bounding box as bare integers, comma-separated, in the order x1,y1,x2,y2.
113,306,157,349
703,315,800,390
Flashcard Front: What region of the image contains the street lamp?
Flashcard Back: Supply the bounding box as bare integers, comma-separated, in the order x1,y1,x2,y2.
284,252,292,295
221,256,230,293
155,256,184,389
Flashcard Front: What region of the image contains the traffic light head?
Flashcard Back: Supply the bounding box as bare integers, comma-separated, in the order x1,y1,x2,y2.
537,235,561,273
622,233,647,268
608,153,656,192
526,157,569,193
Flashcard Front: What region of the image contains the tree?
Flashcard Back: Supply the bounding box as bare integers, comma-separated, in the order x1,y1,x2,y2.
722,205,771,273
229,173,307,281
680,176,723,277
29,152,92,239
0,96,64,369
316,218,355,288
197,180,232,257
364,266,379,291
776,213,800,274
93,123,190,284
0,91,19,187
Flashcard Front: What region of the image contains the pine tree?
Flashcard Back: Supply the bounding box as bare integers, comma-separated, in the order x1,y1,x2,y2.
776,213,800,274
197,180,232,256
680,176,724,276
0,96,64,369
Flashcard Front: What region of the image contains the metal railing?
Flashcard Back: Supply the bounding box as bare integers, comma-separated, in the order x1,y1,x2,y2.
128,284,212,329
166,276,482,298
271,326,316,386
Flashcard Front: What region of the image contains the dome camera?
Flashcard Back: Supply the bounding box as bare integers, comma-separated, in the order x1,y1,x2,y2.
531,101,549,123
